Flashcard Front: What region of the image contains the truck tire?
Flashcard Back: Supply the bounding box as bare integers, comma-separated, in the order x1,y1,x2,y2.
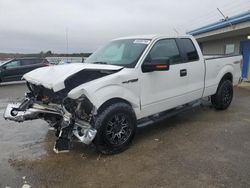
211,80,233,110
93,102,136,154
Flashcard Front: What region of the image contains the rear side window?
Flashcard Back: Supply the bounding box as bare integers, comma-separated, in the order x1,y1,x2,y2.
21,59,43,65
179,39,199,61
147,39,182,64
34,59,44,64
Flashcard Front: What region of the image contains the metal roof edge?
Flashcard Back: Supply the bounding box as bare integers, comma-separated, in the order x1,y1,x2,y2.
187,10,250,36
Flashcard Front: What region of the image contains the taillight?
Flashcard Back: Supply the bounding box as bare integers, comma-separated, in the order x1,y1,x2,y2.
43,59,50,66
240,59,243,70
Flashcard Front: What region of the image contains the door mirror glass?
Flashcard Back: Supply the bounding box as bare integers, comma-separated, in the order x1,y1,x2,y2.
142,58,170,73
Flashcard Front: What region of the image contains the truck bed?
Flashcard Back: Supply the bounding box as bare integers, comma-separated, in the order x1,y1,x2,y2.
203,54,242,97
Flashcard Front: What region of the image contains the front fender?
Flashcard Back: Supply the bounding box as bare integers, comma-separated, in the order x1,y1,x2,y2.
67,68,141,116
68,83,141,118
91,84,140,109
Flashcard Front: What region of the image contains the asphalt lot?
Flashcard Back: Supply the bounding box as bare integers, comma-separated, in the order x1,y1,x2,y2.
0,82,250,188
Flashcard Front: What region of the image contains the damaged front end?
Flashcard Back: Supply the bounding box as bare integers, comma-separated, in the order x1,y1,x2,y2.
4,82,97,153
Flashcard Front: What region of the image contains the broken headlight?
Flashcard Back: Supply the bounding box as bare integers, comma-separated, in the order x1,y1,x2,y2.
62,96,94,122
62,97,78,114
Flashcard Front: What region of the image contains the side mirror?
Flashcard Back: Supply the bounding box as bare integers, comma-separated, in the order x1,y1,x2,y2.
1,66,6,70
142,59,170,73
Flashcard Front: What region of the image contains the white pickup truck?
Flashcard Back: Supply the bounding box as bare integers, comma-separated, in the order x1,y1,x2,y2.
4,35,242,154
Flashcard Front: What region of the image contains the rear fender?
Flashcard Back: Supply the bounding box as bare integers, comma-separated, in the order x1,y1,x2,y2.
216,65,233,88
204,65,234,97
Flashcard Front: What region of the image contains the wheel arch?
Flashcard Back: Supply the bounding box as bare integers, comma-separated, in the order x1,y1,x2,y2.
215,65,234,91
97,97,133,114
214,72,233,93
221,72,233,83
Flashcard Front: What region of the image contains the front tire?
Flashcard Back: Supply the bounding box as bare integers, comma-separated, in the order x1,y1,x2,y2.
211,80,233,110
93,102,136,154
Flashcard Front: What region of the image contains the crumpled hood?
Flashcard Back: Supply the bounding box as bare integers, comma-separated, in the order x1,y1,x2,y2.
23,63,123,92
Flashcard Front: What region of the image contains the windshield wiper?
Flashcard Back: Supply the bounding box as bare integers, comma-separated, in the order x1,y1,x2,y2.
92,61,108,64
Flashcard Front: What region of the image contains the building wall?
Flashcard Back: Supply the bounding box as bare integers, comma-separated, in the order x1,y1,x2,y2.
199,35,247,55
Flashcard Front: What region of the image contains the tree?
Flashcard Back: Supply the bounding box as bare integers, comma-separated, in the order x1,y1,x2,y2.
45,50,53,56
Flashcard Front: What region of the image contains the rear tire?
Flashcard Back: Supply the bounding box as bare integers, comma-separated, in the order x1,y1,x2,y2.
211,80,233,110
93,102,136,154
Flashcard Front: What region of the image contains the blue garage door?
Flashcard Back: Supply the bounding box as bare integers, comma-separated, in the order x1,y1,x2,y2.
240,40,250,79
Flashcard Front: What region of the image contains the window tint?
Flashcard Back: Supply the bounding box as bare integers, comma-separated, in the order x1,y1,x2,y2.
21,59,43,65
147,39,182,64
5,60,21,69
180,39,199,61
34,59,43,64
21,59,33,65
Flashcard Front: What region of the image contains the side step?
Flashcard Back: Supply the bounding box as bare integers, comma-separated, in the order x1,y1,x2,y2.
137,100,201,128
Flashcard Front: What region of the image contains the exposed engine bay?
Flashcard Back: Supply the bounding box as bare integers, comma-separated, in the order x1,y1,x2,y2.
4,66,122,153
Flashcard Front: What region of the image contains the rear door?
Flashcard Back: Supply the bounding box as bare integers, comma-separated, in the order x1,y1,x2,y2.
20,59,45,74
176,38,205,100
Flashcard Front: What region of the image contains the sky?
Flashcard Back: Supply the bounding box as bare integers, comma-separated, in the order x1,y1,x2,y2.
0,0,249,53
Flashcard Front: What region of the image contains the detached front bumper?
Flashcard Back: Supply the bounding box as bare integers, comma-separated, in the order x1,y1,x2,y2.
4,103,26,122
4,101,61,122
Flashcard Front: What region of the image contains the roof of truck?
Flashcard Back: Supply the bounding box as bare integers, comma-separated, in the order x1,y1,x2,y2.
114,34,192,40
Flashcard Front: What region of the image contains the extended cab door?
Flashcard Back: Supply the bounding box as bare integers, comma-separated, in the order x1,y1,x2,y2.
175,38,205,100
139,38,205,118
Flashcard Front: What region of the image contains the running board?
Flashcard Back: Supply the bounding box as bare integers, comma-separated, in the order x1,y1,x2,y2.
137,100,201,128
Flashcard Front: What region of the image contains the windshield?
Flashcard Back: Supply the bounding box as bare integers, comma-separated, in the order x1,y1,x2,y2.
85,39,151,68
0,60,11,66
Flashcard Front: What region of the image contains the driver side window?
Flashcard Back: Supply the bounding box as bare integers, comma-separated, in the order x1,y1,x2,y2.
147,39,182,65
5,60,21,69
